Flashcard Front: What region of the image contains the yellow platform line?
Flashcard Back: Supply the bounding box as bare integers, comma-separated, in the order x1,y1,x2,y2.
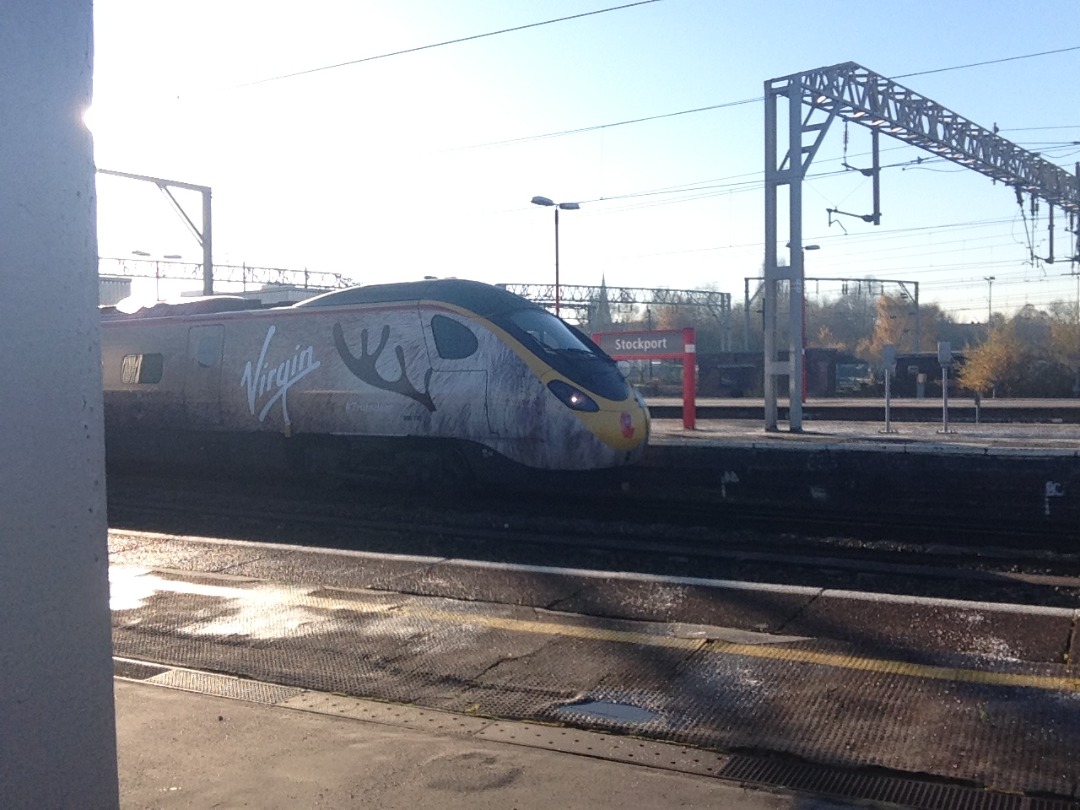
708,640,1080,692
415,607,1080,693
113,562,1080,695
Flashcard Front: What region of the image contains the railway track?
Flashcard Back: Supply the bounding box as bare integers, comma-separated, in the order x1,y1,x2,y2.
106,471,1080,610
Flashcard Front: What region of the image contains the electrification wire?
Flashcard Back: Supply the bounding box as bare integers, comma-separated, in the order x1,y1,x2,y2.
455,46,1080,151
232,1,664,88
538,138,1059,216
602,220,1021,262
200,14,1079,240
921,272,1038,291
505,135,1055,213
571,131,1066,218
1002,125,1080,132
189,14,1077,308
820,246,1029,274
577,152,952,211
1016,140,1080,146
462,97,761,149
891,45,1080,80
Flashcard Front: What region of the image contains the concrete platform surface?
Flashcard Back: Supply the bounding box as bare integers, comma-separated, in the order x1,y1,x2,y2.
116,678,852,809
108,530,1080,809
646,397,1080,426
647,415,1080,454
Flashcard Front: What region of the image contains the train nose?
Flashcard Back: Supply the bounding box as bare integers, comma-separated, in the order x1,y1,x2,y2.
592,396,650,456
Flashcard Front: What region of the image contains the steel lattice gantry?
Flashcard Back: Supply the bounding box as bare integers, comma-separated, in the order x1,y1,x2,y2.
763,61,1080,432
97,169,215,295
501,283,733,348
98,256,351,292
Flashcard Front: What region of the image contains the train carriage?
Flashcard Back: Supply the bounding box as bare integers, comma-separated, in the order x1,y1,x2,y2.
101,279,649,481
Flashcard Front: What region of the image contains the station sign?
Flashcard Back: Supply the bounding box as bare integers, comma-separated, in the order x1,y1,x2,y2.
883,343,897,373
937,341,953,367
595,329,686,359
593,328,696,430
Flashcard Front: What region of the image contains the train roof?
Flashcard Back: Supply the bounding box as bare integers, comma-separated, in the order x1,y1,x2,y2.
99,280,539,322
294,279,534,317
100,295,265,320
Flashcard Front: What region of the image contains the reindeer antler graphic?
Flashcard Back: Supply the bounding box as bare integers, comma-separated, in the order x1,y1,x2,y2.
333,322,436,412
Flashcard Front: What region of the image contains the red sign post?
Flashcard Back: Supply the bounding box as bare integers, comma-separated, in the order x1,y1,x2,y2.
593,328,696,429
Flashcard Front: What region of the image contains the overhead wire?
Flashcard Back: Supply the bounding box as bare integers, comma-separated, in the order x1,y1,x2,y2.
451,46,1079,151
199,8,1079,274
231,1,665,89
460,97,762,149
169,7,1079,311
890,45,1080,80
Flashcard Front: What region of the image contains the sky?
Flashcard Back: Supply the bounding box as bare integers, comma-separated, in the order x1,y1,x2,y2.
88,0,1079,323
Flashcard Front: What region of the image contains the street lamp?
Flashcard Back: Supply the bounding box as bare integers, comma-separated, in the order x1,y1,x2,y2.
531,195,580,317
984,276,995,326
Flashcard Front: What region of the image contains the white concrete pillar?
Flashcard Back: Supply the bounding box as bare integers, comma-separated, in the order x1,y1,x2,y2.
0,3,119,807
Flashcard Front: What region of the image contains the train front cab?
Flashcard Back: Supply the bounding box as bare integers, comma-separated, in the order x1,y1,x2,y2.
485,304,650,469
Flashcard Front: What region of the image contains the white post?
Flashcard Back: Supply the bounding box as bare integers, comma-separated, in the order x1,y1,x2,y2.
942,366,951,433
882,343,896,434
0,3,119,807
938,341,953,434
884,369,892,433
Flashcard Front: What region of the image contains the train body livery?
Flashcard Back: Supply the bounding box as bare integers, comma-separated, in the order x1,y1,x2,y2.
100,279,650,478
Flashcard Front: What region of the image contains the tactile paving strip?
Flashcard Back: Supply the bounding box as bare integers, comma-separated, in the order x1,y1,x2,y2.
143,667,304,705
120,662,1080,810
476,720,733,778
113,657,170,681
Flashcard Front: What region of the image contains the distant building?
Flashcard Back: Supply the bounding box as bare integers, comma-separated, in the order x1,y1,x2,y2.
699,348,839,398
99,276,132,306
892,352,968,397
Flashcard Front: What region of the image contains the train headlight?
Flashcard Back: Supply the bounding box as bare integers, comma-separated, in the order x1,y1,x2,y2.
547,380,599,412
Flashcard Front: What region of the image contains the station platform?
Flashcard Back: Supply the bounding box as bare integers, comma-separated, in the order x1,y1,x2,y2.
646,396,1080,426
646,414,1080,453
626,404,1080,539
115,674,837,809
109,532,1080,809
108,402,1080,807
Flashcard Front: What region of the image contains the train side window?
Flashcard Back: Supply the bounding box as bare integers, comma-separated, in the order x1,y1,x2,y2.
121,353,164,384
431,314,478,360
195,335,219,368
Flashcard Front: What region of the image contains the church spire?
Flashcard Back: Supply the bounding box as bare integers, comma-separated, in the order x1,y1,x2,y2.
594,275,613,331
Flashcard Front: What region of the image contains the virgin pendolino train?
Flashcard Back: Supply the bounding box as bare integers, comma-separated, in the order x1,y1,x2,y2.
100,279,650,481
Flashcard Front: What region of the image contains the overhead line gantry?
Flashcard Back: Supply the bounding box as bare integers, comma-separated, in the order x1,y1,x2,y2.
763,61,1080,432
503,283,732,349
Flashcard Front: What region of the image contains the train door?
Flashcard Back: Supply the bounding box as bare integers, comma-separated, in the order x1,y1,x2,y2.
184,325,224,428
422,311,492,438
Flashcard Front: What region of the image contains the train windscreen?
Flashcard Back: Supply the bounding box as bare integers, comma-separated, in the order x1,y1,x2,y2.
498,309,629,402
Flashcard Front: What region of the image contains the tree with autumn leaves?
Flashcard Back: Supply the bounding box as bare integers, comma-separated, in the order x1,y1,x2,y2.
958,304,1080,397
590,280,1080,397
809,292,959,359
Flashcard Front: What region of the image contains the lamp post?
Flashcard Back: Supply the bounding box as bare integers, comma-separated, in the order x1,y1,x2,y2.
531,195,580,317
984,276,995,326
